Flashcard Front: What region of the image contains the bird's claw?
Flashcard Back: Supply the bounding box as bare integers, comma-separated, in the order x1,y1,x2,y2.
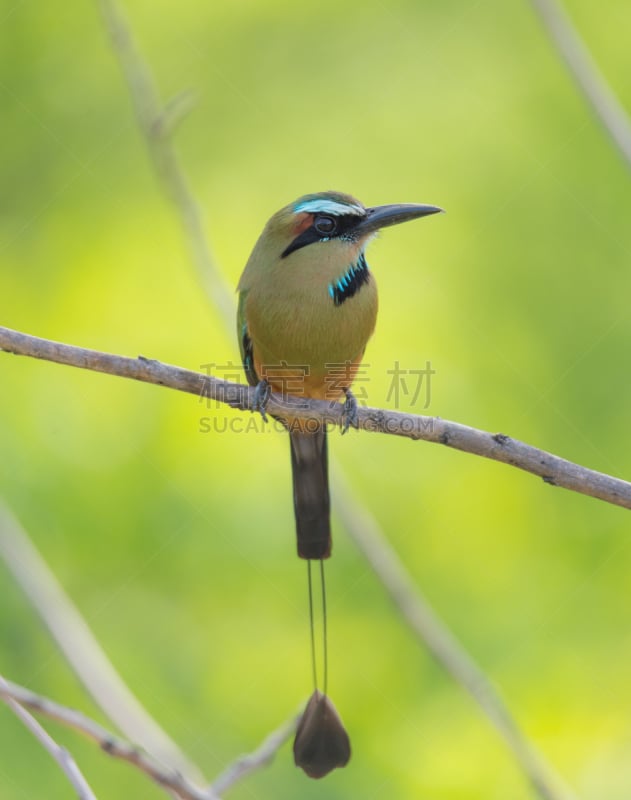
341,388,359,434
253,379,271,422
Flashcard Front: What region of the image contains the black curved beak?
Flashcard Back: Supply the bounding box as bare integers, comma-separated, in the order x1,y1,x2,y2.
356,203,444,235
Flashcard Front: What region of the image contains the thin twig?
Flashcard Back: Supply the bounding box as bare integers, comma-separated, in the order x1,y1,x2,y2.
0,675,98,800
95,0,234,333
0,501,205,784
530,0,631,168
332,469,579,800
211,713,300,795
2,324,630,513
0,678,213,800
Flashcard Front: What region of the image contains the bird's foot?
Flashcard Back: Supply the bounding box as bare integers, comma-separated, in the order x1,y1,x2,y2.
341,388,359,434
252,379,271,422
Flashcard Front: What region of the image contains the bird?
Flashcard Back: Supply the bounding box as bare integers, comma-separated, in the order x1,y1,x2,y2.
237,191,441,560
237,190,442,777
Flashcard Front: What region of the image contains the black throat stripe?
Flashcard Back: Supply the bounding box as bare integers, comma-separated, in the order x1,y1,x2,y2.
329,252,370,307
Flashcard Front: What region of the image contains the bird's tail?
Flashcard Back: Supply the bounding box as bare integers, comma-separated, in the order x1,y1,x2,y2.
289,428,331,559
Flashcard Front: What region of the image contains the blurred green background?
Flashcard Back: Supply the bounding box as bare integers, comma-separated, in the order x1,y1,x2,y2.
1,0,630,797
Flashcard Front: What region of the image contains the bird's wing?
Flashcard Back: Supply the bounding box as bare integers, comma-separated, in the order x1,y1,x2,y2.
237,290,259,387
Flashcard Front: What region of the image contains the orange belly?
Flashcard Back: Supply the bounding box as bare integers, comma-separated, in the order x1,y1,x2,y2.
253,351,363,402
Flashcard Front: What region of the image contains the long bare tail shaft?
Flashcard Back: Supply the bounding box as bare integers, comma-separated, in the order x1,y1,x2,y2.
307,559,329,695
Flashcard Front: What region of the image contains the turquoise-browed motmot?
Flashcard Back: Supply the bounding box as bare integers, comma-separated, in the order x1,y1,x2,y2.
237,191,442,777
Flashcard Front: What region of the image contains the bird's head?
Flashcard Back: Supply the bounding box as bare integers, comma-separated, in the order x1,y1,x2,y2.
239,190,442,299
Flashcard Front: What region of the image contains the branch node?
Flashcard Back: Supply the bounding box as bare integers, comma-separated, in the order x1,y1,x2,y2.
368,410,387,433
152,89,198,139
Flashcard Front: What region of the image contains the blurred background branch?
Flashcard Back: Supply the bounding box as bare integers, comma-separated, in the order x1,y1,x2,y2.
95,0,234,333
0,667,297,799
210,712,300,796
0,502,204,783
332,469,579,800
0,677,213,800
530,0,631,168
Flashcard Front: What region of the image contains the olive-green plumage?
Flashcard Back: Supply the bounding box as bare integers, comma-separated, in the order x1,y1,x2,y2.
237,191,441,559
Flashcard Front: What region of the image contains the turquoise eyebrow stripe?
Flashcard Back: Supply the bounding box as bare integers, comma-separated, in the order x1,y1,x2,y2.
294,198,364,216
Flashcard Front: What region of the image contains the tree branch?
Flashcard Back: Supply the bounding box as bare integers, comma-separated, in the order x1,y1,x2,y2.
2,323,630,513
0,675,98,800
530,0,631,169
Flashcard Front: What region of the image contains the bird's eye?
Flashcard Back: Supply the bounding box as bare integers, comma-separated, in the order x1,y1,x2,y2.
314,215,337,236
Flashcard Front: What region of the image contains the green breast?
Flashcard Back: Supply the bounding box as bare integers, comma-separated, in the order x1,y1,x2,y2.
243,273,378,380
